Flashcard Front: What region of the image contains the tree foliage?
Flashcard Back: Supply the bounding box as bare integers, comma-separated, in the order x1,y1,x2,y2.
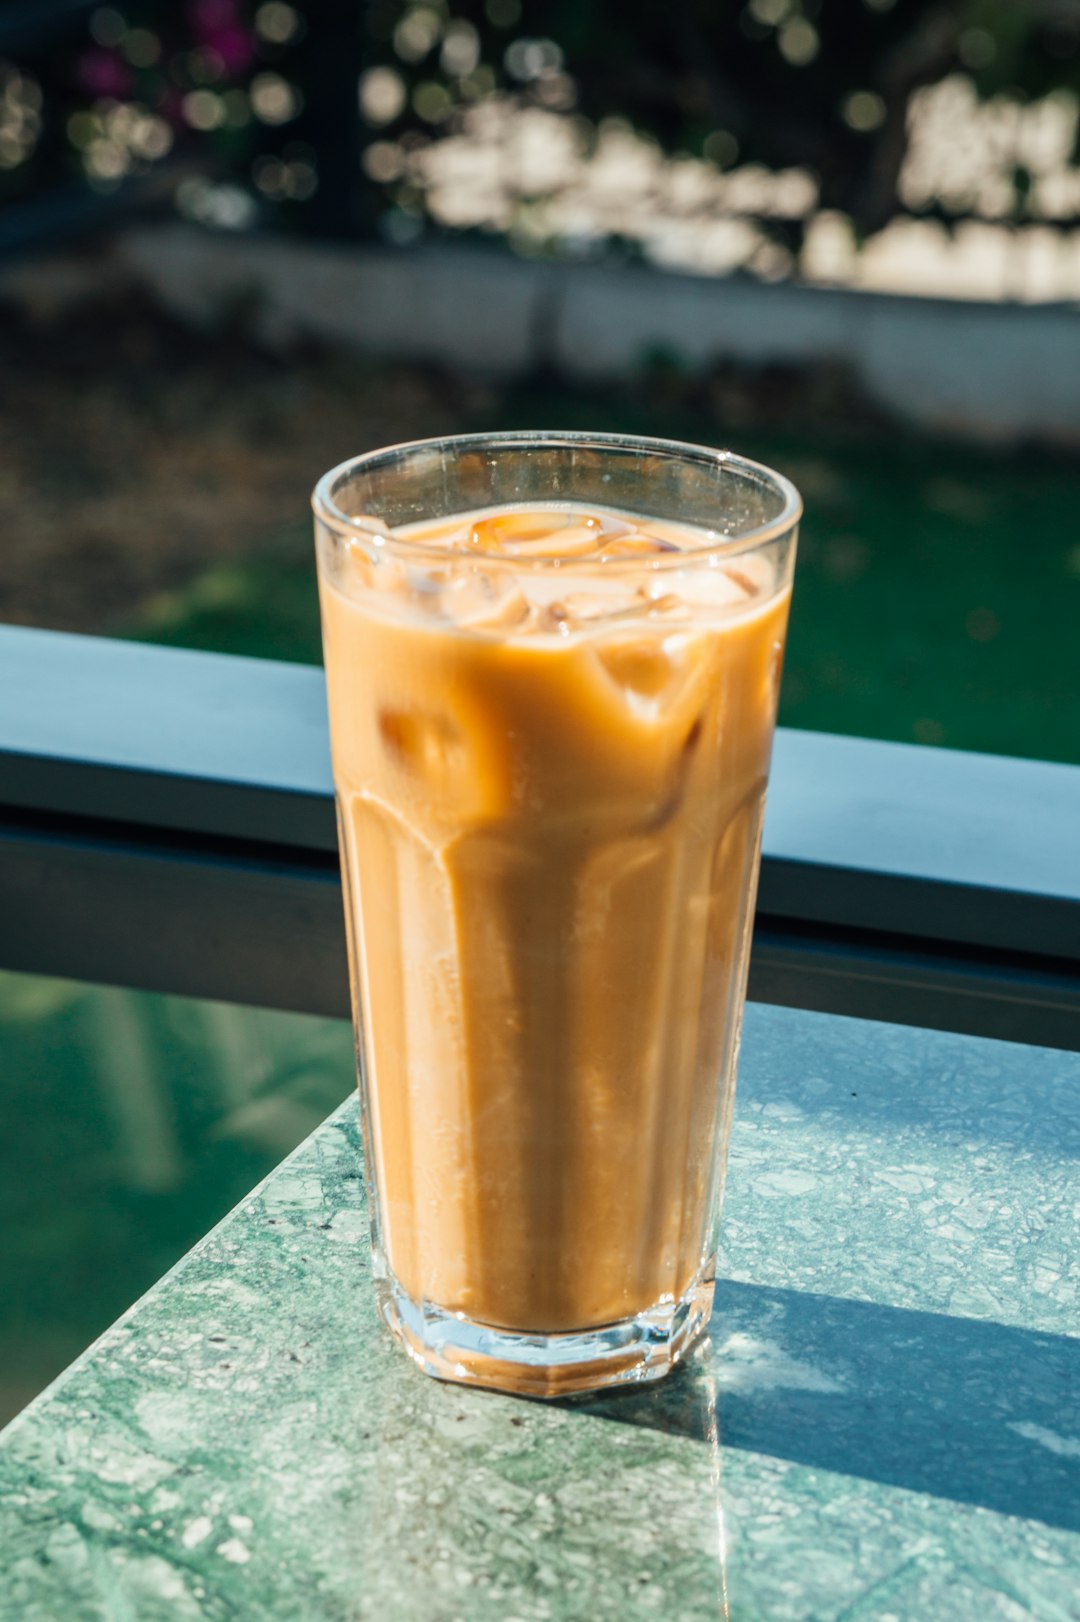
1,0,1078,249
369,0,1080,240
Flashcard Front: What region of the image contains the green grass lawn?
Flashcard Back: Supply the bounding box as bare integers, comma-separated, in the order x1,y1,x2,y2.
120,379,1080,768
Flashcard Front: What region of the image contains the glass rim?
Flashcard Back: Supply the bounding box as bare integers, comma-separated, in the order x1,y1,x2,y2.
311,430,802,571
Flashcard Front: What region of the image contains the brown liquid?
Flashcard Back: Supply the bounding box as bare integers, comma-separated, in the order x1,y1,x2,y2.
319,504,790,1334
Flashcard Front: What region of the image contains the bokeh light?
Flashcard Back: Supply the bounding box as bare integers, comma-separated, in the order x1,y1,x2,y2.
122,30,162,69
250,72,301,124
129,113,173,159
362,141,405,183
413,81,453,123
2,0,1076,302
186,46,226,85
749,0,791,25
88,8,126,49
252,151,316,200
704,130,740,168
440,20,480,78
359,66,407,125
394,8,444,65
958,29,996,71
504,38,563,82
0,65,43,171
778,18,819,66
183,89,227,130
842,91,886,133
255,3,304,46
177,176,257,228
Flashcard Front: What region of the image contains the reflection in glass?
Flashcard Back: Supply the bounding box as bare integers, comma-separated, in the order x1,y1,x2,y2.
0,969,352,1425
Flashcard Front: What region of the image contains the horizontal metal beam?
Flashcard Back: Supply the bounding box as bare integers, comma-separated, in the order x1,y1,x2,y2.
758,730,1080,963
749,920,1080,1054
1,804,1075,1049
1,624,1079,1046
0,809,349,1021
0,625,335,851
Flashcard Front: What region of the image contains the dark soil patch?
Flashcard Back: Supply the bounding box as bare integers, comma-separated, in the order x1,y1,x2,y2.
2,277,1078,764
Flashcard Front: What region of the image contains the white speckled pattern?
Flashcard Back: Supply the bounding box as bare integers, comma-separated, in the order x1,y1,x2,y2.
0,1005,1077,1620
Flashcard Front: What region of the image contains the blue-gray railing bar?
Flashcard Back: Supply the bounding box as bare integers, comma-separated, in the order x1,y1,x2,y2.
0,625,335,851
3,623,1078,953
1,622,1078,1047
4,801,1078,1046
0,806,348,1019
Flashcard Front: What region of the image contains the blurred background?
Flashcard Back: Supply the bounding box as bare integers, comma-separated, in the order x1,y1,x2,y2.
1,0,1078,1422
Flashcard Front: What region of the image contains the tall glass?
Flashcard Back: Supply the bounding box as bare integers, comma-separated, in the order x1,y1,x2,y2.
313,433,800,1397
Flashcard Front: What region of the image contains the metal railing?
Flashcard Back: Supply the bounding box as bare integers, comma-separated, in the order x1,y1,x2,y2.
2,622,1078,1049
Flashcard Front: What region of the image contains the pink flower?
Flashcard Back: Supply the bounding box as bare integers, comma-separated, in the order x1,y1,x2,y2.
190,0,240,33
78,48,133,99
210,24,255,74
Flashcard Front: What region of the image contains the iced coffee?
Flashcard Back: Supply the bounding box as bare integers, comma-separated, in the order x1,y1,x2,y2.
314,435,799,1396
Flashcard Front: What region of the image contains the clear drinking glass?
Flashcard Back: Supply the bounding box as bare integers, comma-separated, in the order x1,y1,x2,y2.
313,432,800,1397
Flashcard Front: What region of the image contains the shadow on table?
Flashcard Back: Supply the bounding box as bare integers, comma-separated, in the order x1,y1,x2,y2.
576,1279,1080,1533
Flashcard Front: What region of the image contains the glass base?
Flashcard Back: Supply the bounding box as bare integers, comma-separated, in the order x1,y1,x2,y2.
374,1264,716,1399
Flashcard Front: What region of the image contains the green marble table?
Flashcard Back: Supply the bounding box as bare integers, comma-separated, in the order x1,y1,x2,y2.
1,1004,1078,1621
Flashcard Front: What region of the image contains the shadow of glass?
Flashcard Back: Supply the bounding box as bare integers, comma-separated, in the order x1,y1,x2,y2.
574,1278,1080,1534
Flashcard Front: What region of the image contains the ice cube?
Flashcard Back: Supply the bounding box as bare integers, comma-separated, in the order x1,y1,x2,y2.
597,533,681,560
440,571,532,631
537,588,648,634
646,563,760,617
469,511,559,550
402,565,448,613
641,591,685,617
377,702,514,820
594,636,681,700
508,523,608,558
593,628,711,718
468,510,609,559
379,708,464,778
593,511,637,539
342,534,402,599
